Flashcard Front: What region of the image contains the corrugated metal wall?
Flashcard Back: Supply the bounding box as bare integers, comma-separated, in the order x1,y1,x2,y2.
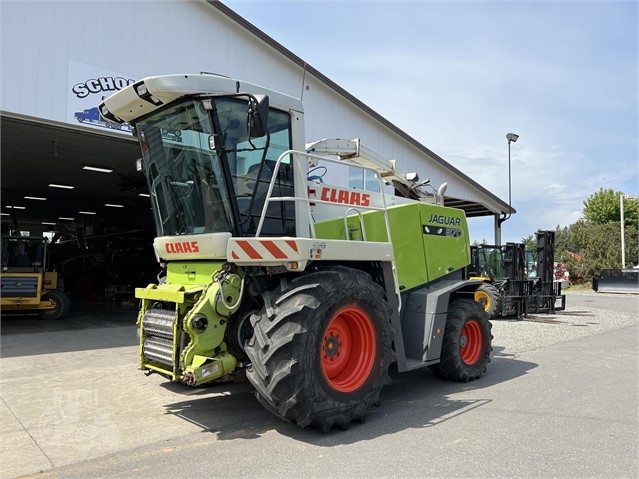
0,1,300,121
0,0,502,212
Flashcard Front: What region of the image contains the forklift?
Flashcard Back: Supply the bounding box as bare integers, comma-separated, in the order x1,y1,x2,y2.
470,230,566,318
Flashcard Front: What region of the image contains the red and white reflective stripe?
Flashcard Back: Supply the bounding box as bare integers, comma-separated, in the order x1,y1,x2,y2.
230,239,299,262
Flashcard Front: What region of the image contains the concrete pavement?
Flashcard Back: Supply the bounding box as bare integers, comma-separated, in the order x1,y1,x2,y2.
1,296,637,478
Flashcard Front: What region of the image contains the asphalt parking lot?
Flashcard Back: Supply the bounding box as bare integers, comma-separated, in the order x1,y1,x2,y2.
1,292,637,479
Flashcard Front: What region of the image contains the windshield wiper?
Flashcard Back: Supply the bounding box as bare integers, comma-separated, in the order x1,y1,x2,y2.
208,102,242,235
165,177,189,235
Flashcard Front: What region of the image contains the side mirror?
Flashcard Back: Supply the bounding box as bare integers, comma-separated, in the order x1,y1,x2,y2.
248,95,269,138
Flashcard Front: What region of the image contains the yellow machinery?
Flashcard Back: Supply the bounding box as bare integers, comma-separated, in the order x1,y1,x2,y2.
1,235,70,319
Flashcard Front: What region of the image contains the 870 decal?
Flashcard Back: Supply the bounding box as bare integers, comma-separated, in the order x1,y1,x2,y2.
423,225,463,238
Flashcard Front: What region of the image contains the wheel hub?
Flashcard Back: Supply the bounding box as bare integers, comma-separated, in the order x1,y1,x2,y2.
324,335,339,358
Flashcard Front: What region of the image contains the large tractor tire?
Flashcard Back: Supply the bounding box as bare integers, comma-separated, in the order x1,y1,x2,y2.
474,282,502,318
38,290,71,320
245,266,394,431
429,299,492,382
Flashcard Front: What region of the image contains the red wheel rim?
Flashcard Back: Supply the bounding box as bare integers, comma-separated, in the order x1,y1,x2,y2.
321,306,376,392
461,320,483,365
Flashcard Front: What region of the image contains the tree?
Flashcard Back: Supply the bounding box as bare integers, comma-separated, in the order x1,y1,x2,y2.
553,225,572,257
583,188,639,227
471,239,489,246
521,234,536,252
566,220,638,279
520,189,639,282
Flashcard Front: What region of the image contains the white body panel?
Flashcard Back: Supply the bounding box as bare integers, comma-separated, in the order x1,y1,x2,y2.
104,74,302,123
227,237,394,271
154,233,231,261
308,181,414,223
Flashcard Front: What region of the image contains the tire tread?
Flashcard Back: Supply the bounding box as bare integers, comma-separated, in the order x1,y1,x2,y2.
246,266,393,431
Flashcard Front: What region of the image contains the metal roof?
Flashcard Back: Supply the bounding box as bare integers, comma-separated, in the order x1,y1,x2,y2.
208,1,513,218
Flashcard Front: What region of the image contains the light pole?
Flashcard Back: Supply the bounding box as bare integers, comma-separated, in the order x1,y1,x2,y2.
621,193,638,269
504,132,519,221
495,133,519,245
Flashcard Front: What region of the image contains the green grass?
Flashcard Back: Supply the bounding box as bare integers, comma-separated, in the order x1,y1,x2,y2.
564,282,593,292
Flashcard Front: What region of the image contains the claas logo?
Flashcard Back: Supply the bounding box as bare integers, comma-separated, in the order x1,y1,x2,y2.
165,241,200,254
320,187,370,207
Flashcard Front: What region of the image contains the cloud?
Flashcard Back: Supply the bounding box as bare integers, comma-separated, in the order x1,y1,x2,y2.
225,0,637,243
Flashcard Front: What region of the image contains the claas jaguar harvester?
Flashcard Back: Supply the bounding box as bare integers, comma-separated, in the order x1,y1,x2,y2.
100,74,492,431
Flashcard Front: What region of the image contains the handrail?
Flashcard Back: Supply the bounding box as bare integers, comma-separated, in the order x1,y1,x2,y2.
255,149,402,312
343,207,367,241
255,149,391,239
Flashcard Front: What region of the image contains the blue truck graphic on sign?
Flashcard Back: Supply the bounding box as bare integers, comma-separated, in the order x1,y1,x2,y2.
74,107,132,131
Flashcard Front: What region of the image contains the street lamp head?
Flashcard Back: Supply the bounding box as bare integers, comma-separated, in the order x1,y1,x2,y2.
506,132,519,143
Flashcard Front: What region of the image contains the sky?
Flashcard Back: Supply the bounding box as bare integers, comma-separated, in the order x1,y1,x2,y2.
224,0,638,244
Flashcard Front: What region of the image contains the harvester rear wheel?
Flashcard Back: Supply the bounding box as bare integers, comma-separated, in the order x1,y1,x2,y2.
245,266,393,431
474,282,502,318
38,290,71,320
429,299,492,382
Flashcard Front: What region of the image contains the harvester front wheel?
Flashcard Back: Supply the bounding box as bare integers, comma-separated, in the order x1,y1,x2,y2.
38,290,71,320
474,282,502,318
429,299,492,382
245,266,393,431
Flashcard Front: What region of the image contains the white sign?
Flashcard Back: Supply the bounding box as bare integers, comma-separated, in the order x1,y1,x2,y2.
67,60,136,134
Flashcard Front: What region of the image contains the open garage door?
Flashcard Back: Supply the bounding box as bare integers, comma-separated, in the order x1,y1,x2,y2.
1,112,159,304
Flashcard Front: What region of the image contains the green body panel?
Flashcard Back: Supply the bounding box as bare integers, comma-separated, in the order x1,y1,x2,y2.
167,261,222,286
314,202,470,291
181,272,242,367
419,203,470,281
135,261,243,386
184,352,237,385
135,283,204,303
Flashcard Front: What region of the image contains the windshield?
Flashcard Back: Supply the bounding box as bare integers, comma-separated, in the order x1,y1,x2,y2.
137,97,294,237
478,247,504,278
138,100,233,236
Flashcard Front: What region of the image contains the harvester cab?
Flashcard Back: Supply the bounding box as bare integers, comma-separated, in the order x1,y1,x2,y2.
100,74,492,431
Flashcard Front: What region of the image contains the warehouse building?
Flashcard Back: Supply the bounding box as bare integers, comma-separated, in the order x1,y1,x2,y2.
1,1,510,303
